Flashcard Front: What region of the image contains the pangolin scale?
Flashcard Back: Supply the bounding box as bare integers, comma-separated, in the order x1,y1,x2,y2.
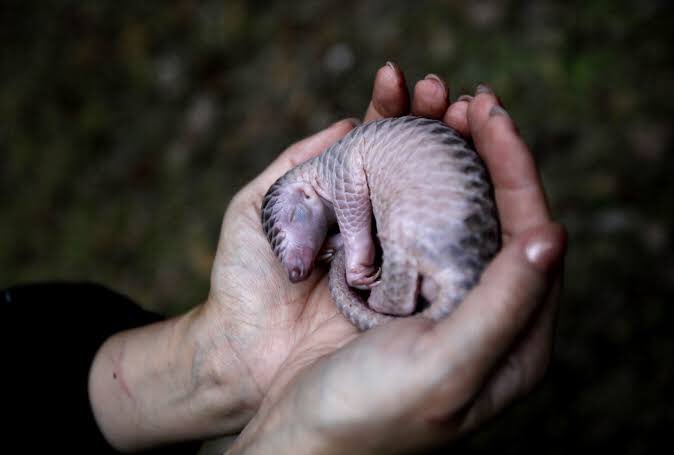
261,116,500,330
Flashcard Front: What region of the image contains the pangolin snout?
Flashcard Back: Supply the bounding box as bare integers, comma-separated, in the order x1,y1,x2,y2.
289,266,304,283
285,246,315,283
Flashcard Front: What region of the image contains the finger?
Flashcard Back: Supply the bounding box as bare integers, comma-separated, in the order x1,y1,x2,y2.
363,62,410,123
411,74,449,119
442,95,472,137
467,85,551,238
248,118,359,198
419,223,566,415
459,268,564,433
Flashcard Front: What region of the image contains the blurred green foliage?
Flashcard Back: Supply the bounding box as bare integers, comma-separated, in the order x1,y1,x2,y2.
1,0,672,452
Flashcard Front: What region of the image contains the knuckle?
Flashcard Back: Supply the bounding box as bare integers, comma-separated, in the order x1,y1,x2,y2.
469,97,498,132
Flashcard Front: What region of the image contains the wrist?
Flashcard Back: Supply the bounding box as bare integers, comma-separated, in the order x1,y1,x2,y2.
227,396,332,455
88,302,260,451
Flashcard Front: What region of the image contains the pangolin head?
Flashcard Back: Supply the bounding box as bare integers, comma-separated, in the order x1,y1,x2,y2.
261,178,329,283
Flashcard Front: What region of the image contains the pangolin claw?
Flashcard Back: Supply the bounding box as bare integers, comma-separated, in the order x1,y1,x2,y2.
350,266,382,290
317,249,336,262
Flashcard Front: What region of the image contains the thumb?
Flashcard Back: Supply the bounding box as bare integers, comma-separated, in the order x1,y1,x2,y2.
424,222,566,401
249,118,360,198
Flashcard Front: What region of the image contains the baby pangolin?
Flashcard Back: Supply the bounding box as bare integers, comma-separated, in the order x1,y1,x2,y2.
261,116,500,330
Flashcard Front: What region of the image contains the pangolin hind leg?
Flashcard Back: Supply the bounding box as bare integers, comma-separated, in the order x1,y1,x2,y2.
367,242,419,316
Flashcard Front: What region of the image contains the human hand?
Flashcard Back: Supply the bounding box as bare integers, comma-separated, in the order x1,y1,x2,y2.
203,62,456,405
89,64,564,453
226,84,566,453
88,63,456,452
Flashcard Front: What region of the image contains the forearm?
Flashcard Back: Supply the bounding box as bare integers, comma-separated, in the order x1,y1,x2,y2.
88,303,261,452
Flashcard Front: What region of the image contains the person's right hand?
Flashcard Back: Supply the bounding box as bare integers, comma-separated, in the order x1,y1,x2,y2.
226,84,566,454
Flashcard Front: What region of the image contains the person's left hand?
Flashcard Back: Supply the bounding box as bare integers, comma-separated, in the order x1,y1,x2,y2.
89,64,456,452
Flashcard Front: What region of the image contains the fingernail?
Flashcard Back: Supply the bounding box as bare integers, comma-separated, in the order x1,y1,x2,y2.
525,226,565,271
424,73,445,88
385,61,398,72
476,83,493,95
457,95,474,103
489,105,510,118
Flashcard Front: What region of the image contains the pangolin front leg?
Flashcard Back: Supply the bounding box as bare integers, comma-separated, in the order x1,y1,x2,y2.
331,150,381,290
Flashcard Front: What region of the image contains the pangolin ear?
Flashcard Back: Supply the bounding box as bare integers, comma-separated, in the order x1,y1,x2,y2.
290,182,319,202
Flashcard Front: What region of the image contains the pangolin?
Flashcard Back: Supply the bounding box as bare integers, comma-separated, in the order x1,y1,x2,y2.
261,116,500,330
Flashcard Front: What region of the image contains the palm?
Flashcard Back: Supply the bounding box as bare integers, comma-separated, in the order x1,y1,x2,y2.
205,64,450,394
209,192,357,392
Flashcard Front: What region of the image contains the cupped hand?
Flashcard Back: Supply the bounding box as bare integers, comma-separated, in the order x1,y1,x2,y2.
224,77,567,453
200,63,452,409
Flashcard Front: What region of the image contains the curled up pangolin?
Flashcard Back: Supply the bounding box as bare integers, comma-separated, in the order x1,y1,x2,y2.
261,116,500,330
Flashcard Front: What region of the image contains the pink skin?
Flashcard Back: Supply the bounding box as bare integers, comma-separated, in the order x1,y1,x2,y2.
271,182,381,289
274,182,331,282
266,158,382,289
262,67,475,310
344,231,380,290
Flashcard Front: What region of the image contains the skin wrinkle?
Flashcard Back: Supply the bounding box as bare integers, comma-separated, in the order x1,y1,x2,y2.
206,277,279,398
458,271,555,432
457,333,533,435
464,102,551,241
469,102,544,196
190,338,206,393
212,252,327,397
293,280,334,333
216,312,265,405
484,273,561,404
220,71,565,453
371,90,404,118
424,298,535,432
412,78,447,118
112,339,134,400
82,57,566,451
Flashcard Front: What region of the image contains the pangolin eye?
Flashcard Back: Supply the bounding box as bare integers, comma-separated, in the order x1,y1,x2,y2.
289,205,308,223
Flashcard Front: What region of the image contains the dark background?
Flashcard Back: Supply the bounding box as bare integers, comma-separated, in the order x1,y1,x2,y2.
2,1,672,453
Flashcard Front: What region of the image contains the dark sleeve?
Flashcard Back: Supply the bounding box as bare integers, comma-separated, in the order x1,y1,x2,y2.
1,282,202,454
